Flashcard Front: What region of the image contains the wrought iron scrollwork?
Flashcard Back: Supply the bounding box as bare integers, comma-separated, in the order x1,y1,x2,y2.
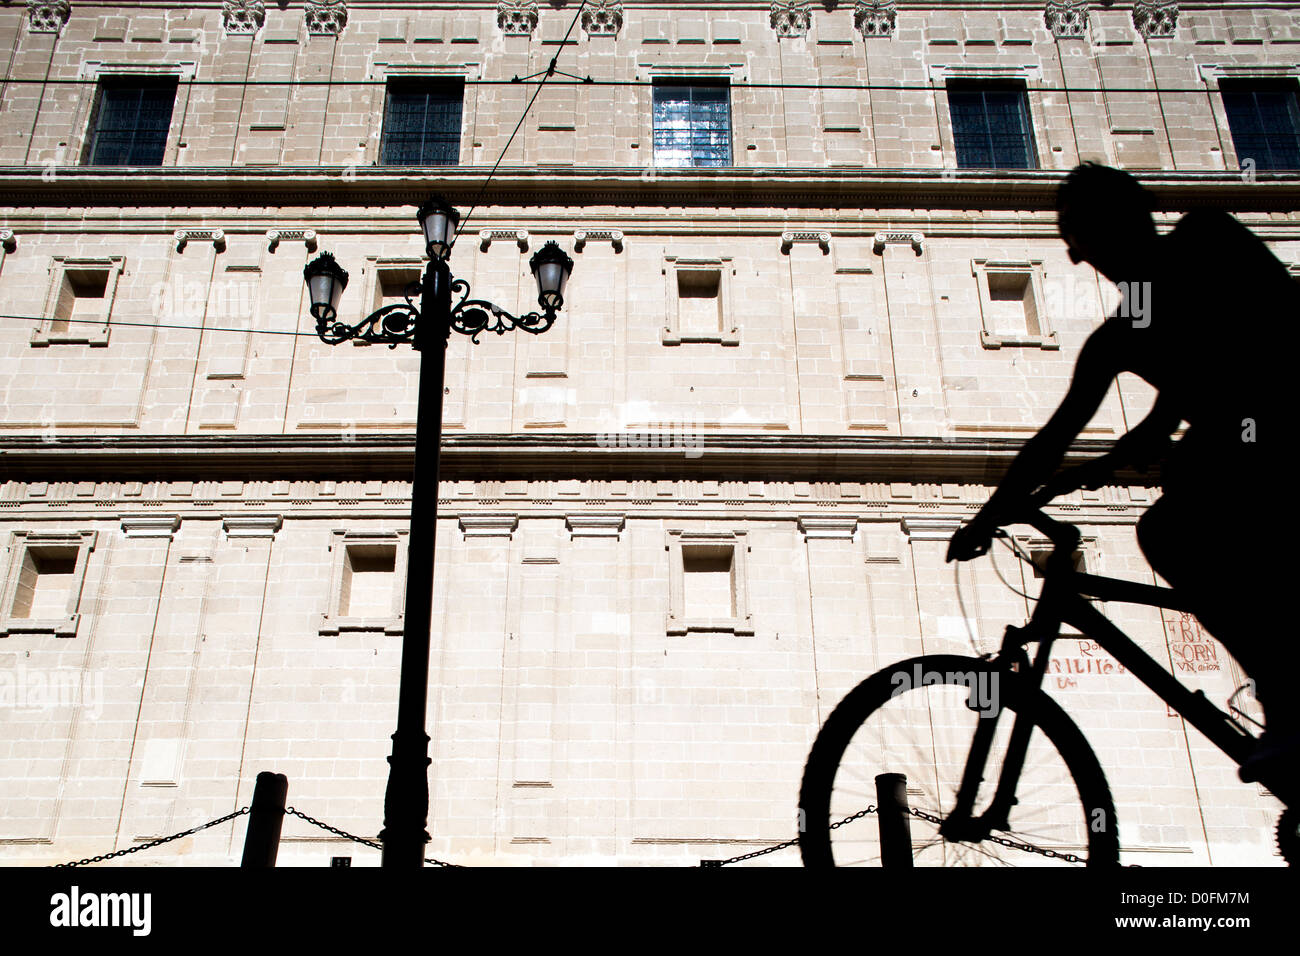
316,280,421,348
316,276,556,348
448,277,556,343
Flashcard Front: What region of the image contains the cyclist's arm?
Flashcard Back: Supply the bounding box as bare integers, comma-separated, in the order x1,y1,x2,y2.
947,325,1120,560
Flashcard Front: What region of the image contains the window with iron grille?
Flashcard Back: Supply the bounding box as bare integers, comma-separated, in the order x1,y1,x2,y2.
652,83,732,168
947,85,1037,170
380,83,464,166
83,79,177,166
1221,82,1300,171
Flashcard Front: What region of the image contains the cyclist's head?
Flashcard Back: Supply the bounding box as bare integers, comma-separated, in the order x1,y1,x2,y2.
1057,162,1157,281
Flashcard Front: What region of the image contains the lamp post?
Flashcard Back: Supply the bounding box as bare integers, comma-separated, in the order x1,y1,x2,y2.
303,197,573,867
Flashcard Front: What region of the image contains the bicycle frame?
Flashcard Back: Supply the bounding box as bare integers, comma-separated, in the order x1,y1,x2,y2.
942,506,1276,846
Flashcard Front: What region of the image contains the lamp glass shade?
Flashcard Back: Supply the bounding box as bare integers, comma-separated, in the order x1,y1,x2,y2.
529,241,574,311
303,253,349,322
417,196,461,260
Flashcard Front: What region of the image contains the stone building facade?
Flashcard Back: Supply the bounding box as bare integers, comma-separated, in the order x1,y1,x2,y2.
0,1,1296,865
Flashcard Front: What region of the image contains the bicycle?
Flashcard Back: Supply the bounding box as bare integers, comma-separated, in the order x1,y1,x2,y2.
798,466,1298,867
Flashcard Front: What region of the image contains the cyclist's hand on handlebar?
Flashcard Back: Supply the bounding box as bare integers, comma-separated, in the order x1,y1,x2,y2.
946,518,997,563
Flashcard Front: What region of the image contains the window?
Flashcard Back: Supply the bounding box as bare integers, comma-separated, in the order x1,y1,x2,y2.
0,531,96,638
32,256,123,347
318,531,408,635
948,85,1037,169
682,545,735,620
652,83,732,167
972,258,1058,350
84,78,177,166
665,530,753,635
661,255,738,345
380,83,464,166
1221,82,1300,171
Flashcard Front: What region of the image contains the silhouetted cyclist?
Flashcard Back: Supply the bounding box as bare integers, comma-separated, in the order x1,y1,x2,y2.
947,162,1298,782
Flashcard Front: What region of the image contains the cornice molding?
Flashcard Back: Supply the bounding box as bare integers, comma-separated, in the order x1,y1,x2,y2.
5,168,1299,213
0,433,1156,487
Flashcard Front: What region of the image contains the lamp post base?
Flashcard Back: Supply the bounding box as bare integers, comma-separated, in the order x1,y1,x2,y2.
379,731,432,867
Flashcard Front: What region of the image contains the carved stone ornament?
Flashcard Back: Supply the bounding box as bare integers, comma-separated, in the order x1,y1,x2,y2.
855,1,896,39
581,0,623,37
26,0,71,34
222,0,265,35
305,0,348,36
770,1,811,39
1044,0,1088,39
1133,1,1178,40
497,0,539,37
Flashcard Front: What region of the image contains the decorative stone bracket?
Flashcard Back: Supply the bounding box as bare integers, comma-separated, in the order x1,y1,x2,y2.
479,229,530,252
581,0,623,38
573,229,624,253
223,0,265,36
223,515,282,539
175,229,226,252
497,0,539,37
460,514,519,538
855,0,897,39
566,514,626,539
798,516,858,540
1044,0,1088,39
266,229,318,252
873,231,924,255
781,230,831,254
305,0,348,36
770,1,812,39
26,0,70,34
1133,0,1178,40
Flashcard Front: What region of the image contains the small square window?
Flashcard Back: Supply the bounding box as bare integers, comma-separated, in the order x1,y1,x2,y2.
666,530,753,635
652,83,732,168
682,545,735,620
662,257,738,345
380,83,464,166
1221,81,1300,171
11,547,77,619
1030,549,1085,579
948,84,1037,170
339,545,397,618
84,78,177,166
319,531,408,635
32,257,123,347
985,272,1040,338
972,259,1058,350
0,532,96,637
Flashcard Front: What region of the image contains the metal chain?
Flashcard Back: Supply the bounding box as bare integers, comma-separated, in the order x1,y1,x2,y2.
52,807,251,868
285,807,463,868
710,807,879,866
908,807,1086,864
712,805,1085,866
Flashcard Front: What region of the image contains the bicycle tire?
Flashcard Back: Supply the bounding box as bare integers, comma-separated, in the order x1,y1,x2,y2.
799,654,1119,867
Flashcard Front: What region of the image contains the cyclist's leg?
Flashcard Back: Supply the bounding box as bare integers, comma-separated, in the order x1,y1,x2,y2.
1137,492,1294,732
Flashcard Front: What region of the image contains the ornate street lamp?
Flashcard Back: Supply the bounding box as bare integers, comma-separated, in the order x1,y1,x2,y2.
302,198,573,867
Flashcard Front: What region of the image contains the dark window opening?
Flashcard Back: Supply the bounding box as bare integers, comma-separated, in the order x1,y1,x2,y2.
84,79,177,166
1222,81,1300,171
948,85,1037,170
380,83,464,166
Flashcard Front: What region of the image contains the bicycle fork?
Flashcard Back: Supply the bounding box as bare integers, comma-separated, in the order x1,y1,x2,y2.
940,626,1055,843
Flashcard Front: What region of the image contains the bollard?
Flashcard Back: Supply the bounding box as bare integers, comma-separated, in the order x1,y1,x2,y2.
241,771,289,868
875,772,913,868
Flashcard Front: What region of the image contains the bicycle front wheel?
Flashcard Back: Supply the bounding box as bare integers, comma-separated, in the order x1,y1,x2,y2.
799,655,1118,866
